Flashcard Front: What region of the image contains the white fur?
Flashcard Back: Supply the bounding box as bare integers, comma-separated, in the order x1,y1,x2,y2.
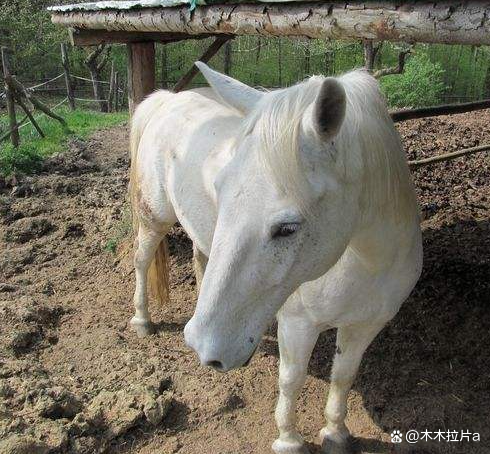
130,63,422,453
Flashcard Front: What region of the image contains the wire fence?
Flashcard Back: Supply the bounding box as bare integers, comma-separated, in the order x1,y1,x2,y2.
1,55,125,146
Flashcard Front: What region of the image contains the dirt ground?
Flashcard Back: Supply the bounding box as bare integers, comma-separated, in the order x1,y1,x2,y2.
0,110,489,454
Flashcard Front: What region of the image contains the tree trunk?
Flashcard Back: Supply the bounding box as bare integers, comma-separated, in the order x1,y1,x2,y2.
303,40,311,76
253,38,262,86
160,45,168,88
278,39,283,86
223,40,232,75
85,44,110,112
88,67,108,112
363,40,376,71
324,44,333,76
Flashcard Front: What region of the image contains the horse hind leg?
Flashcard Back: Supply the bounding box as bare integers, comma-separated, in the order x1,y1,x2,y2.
131,220,173,337
320,321,386,454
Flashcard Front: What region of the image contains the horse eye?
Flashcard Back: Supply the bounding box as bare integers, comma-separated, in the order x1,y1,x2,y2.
271,222,300,239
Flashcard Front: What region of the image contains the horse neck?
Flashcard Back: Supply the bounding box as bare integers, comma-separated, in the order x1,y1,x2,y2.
341,130,420,269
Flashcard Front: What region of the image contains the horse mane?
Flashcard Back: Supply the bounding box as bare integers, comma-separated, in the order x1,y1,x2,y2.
241,70,417,224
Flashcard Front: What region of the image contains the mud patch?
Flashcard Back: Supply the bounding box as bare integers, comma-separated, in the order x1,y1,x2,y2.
0,116,488,454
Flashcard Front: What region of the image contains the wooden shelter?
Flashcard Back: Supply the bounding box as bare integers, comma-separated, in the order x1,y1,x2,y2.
49,1,490,111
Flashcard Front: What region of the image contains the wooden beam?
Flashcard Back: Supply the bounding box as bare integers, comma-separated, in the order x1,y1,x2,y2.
127,41,155,113
70,28,211,46
51,1,490,46
391,99,490,123
174,36,232,93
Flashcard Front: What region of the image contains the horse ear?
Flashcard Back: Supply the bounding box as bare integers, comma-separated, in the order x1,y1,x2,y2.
195,61,263,114
313,78,346,140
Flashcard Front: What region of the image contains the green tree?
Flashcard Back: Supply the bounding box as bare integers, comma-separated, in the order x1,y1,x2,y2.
380,52,446,107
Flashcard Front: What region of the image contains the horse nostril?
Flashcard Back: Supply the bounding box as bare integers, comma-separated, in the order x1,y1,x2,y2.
204,360,224,371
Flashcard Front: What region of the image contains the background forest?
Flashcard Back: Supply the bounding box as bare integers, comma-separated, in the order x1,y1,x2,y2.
2,0,490,110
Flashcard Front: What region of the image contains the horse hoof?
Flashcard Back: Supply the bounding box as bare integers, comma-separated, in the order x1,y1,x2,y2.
272,439,310,454
319,428,353,454
130,318,155,337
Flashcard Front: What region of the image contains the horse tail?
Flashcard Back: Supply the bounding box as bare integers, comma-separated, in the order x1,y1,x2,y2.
129,91,173,305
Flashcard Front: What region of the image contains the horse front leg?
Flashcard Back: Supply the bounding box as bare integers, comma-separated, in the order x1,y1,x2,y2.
320,321,386,454
192,243,208,293
273,313,320,454
130,223,168,337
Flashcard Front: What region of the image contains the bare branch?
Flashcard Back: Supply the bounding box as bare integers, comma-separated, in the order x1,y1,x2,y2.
374,47,412,78
408,144,490,168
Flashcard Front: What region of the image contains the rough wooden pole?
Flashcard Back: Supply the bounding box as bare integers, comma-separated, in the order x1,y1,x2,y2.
12,93,45,138
61,43,75,110
127,41,155,113
50,2,490,46
174,36,231,93
1,47,19,148
0,115,27,143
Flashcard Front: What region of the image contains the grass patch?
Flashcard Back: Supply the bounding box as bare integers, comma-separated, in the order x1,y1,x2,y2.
104,205,133,255
0,107,128,176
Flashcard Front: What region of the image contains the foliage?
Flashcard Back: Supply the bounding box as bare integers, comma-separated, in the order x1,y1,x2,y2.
0,107,128,176
1,0,489,105
380,53,446,108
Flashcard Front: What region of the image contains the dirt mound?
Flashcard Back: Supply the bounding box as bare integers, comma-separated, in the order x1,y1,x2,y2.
0,111,489,454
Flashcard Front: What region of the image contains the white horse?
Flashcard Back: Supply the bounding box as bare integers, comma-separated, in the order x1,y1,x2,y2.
129,62,422,454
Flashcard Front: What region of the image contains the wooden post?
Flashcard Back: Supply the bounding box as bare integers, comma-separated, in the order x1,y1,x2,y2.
6,75,70,132
12,94,45,138
127,42,155,113
114,71,119,111
61,43,75,110
108,61,115,112
1,47,19,148
174,36,231,93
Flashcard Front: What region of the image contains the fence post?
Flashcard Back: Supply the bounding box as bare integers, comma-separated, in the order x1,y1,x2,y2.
1,47,19,148
108,61,115,112
61,43,76,110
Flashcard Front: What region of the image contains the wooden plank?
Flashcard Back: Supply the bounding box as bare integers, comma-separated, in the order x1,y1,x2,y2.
70,28,210,46
127,41,155,113
174,36,232,92
51,1,490,46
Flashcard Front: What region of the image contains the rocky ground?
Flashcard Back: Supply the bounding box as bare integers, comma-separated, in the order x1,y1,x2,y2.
0,110,489,454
